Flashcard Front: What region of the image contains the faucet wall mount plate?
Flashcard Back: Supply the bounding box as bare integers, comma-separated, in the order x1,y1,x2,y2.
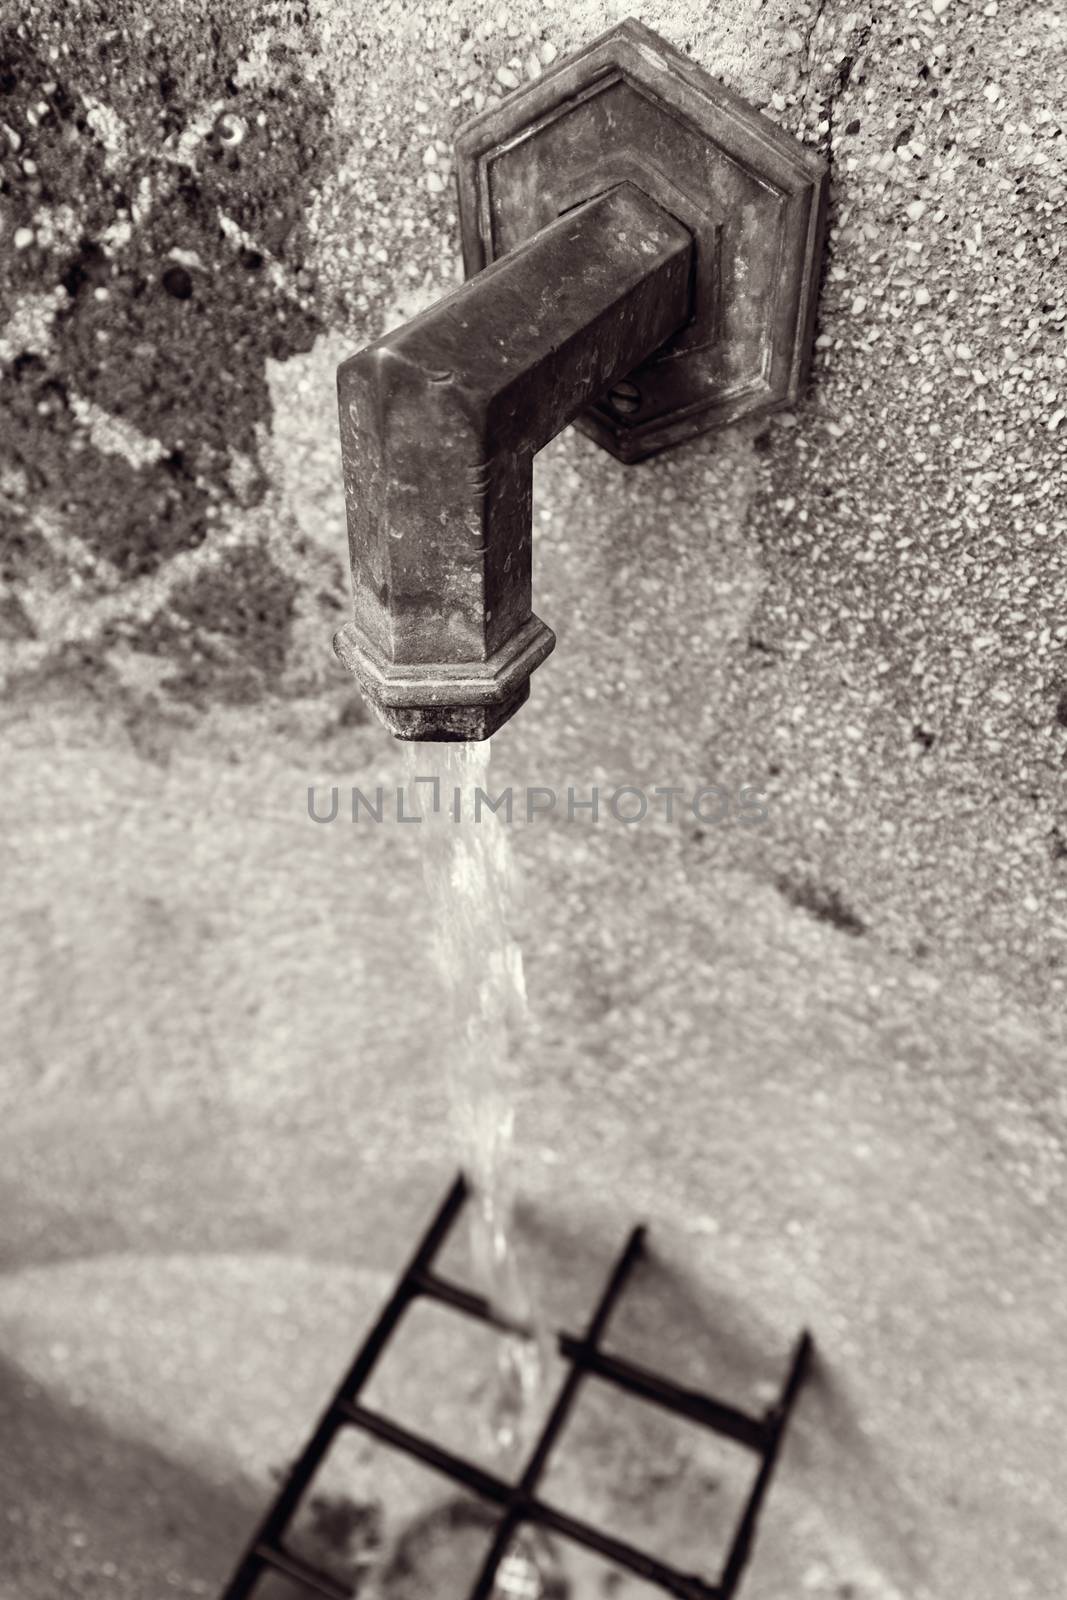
455,19,827,462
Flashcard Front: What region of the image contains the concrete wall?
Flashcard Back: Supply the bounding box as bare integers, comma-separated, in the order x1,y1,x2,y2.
1,2,1064,1598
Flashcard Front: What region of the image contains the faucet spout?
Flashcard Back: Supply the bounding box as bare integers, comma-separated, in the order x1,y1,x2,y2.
334,182,693,740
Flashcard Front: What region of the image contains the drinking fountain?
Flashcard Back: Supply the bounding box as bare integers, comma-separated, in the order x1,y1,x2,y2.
333,18,826,740
215,35,830,1599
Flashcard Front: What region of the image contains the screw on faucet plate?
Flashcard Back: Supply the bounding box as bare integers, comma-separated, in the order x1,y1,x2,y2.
608,379,642,415
215,111,246,146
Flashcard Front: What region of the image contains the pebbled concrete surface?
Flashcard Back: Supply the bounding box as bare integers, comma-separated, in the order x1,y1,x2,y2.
1,1,1065,1598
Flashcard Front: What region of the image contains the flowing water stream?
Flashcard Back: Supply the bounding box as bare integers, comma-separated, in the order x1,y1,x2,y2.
404,739,549,1467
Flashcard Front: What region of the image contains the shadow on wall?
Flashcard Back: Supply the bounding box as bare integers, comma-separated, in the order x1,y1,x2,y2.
0,1206,931,1600
797,1357,931,1598
0,1345,388,1598
0,1350,254,1596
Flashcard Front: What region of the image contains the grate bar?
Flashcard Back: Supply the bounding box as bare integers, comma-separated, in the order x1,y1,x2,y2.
530,1498,722,1600
337,1399,512,1507
252,1540,353,1600
569,1343,767,1454
717,1331,812,1595
218,1175,468,1599
412,1268,532,1335
416,1268,769,1453
466,1226,646,1600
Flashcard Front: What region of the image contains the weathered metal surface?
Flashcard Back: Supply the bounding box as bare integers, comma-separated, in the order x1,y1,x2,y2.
455,18,828,462
335,182,692,740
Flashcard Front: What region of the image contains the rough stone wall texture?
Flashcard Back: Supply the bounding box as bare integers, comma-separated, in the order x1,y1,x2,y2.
0,1,1065,1598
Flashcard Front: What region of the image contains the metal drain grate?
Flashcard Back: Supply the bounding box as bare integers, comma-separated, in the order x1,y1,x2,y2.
219,1175,811,1600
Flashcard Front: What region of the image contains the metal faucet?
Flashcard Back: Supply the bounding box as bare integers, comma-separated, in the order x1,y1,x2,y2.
335,183,691,740
334,20,826,740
